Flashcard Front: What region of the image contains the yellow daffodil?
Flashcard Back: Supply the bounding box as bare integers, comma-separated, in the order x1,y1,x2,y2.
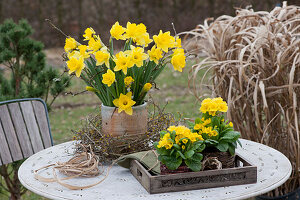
83,28,96,41
113,51,133,75
110,22,126,40
64,37,77,53
129,46,149,67
124,22,152,46
88,35,102,53
78,45,90,59
66,56,85,77
102,69,115,87
153,30,175,52
171,50,186,72
113,92,136,115
142,83,152,92
124,76,134,87
174,36,182,48
86,86,98,93
94,47,110,67
148,46,163,64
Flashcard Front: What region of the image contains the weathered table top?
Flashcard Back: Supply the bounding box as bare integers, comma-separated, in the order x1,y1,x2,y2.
18,139,292,200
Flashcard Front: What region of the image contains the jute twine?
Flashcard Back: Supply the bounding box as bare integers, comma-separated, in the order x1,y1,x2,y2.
34,145,117,190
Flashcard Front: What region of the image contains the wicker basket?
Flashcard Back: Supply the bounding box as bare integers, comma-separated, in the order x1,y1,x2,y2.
202,148,235,169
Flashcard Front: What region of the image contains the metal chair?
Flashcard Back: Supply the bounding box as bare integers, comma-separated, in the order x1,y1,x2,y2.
0,98,53,165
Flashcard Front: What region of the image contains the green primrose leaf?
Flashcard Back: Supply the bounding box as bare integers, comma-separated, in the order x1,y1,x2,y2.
228,144,235,155
163,155,182,170
177,151,186,159
173,144,181,150
160,130,167,138
185,159,202,171
184,150,194,159
216,142,229,152
195,117,201,124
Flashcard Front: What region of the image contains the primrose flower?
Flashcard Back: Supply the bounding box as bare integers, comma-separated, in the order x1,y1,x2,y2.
129,46,149,67
110,22,126,40
153,30,175,52
113,51,133,75
171,49,186,72
157,133,173,149
94,47,110,67
229,122,233,127
124,76,134,87
199,97,228,114
83,28,95,41
148,46,163,64
194,124,202,130
64,37,77,53
102,69,115,87
113,92,136,115
88,35,102,53
66,56,85,77
143,83,152,92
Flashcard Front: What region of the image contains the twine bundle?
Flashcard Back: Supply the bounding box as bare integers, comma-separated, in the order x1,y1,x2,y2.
34,145,114,190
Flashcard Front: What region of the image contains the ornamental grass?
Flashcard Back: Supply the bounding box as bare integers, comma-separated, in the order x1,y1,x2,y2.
186,2,300,196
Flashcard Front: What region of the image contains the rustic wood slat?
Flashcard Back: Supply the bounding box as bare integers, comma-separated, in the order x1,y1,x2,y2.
8,102,34,158
0,105,23,162
20,102,44,153
32,101,52,148
0,121,13,165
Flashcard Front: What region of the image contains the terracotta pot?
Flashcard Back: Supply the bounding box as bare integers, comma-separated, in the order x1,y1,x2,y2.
101,103,147,137
202,147,235,169
160,163,192,175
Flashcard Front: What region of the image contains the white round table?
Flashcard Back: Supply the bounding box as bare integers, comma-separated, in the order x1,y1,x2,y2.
18,139,292,200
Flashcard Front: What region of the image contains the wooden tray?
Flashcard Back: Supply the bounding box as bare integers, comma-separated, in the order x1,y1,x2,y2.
130,154,257,194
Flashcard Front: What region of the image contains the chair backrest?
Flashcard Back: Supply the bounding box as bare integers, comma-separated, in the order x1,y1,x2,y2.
0,98,53,166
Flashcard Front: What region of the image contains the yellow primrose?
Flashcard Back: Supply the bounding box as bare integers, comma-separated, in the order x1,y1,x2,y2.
88,35,102,53
199,97,228,114
113,51,133,75
64,37,77,53
113,92,136,115
102,69,115,87
153,30,175,52
143,83,152,92
148,46,163,64
194,124,202,130
83,28,95,41
182,145,185,150
66,56,85,77
157,133,173,149
171,51,186,72
94,47,110,67
229,122,233,127
130,46,149,67
110,22,126,40
182,139,188,144
124,76,134,87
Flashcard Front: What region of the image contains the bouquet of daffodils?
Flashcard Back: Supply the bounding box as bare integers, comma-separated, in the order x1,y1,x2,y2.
188,97,241,155
64,22,186,115
154,125,205,171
